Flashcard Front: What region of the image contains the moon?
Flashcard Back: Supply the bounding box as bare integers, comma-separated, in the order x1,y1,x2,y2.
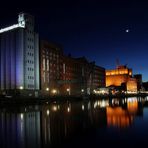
126,29,129,33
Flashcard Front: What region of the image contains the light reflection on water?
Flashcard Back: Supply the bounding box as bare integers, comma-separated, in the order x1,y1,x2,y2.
0,97,148,148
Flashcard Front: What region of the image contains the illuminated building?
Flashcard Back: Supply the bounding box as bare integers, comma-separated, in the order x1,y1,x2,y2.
127,78,137,93
0,13,39,94
106,65,132,87
40,41,63,95
106,65,138,92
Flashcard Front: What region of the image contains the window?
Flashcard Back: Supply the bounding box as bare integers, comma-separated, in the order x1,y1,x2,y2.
43,58,45,71
43,72,45,83
47,59,49,71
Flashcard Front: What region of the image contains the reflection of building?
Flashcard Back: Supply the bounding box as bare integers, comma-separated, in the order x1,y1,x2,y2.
106,107,134,128
0,110,41,148
40,41,63,95
127,98,138,114
0,13,39,93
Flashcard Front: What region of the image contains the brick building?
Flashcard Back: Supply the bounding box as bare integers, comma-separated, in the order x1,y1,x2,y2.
40,41,105,96
40,41,63,95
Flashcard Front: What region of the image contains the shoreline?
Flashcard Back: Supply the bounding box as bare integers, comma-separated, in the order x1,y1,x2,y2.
0,93,147,105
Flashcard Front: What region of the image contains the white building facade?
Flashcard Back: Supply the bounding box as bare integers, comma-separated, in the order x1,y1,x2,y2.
0,13,39,92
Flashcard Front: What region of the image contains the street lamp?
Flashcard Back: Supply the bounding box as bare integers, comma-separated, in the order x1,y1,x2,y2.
66,88,70,95
20,86,23,90
52,89,57,95
46,87,49,91
81,89,84,93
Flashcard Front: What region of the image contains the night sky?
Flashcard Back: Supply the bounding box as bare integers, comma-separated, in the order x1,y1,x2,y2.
0,0,148,81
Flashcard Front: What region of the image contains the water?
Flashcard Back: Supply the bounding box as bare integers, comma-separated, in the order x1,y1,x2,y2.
0,96,148,148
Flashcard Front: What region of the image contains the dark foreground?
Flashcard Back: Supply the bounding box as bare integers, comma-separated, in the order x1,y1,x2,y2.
0,96,148,148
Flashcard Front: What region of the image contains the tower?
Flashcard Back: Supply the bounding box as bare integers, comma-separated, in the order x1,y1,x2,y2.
0,13,39,92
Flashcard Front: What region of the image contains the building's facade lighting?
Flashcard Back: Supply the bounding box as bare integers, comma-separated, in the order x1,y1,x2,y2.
0,24,25,34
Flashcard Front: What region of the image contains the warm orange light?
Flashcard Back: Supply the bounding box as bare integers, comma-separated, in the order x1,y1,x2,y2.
127,98,138,114
106,107,133,128
127,79,137,92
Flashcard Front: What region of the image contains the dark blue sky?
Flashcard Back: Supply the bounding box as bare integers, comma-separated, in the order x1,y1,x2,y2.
0,0,148,81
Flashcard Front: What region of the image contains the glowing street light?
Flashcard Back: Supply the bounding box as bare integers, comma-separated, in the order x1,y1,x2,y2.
81,89,84,93
67,107,71,113
46,109,50,116
46,87,49,91
52,105,57,111
93,89,96,94
20,86,23,90
66,88,71,95
82,104,85,111
52,89,57,94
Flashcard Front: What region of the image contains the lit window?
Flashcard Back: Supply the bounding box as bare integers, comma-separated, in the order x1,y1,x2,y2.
43,58,45,70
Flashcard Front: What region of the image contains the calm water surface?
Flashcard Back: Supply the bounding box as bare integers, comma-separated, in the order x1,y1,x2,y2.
0,97,148,148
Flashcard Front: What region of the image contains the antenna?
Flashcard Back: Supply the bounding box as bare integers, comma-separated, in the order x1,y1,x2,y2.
116,58,120,68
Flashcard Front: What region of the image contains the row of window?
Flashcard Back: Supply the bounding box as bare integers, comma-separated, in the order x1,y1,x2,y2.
42,55,59,61
26,60,34,64
27,38,34,42
28,76,34,79
28,67,34,71
27,30,34,35
27,52,34,57
42,52,59,57
26,20,34,26
28,45,34,49
28,84,34,88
